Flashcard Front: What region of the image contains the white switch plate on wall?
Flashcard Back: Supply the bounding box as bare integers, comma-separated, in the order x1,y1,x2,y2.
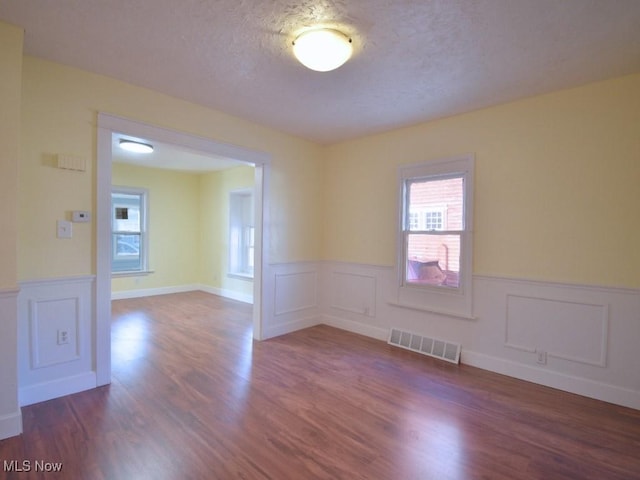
57,220,72,238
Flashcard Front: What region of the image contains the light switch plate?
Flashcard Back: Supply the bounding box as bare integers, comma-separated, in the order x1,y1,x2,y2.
57,220,72,238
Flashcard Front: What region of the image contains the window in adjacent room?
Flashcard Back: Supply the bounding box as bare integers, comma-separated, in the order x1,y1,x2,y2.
229,189,254,278
397,155,474,317
111,187,148,274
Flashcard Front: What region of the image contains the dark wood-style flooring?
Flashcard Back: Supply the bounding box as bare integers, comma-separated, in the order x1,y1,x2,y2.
1,291,639,479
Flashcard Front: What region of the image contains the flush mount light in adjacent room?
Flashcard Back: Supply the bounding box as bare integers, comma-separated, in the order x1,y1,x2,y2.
292,28,353,72
119,139,154,154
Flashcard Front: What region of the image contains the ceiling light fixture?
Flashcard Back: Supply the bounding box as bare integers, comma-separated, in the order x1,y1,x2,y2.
119,139,154,154
292,28,353,72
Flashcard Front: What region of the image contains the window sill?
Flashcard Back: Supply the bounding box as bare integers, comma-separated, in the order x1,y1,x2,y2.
227,272,254,281
387,300,476,320
112,270,154,278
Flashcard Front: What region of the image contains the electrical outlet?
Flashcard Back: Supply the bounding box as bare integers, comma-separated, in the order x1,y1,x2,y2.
536,350,547,365
57,329,69,345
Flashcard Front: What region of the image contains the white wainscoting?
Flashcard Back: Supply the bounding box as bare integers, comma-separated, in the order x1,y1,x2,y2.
18,276,96,406
320,263,389,340
317,261,640,410
15,266,639,411
262,263,321,339
330,270,377,317
0,287,22,440
505,294,608,367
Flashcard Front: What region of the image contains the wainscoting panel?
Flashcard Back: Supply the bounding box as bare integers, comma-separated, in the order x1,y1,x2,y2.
505,294,608,367
466,276,639,409
18,276,96,406
274,270,317,316
30,297,82,369
330,271,376,317
321,263,390,340
262,263,321,339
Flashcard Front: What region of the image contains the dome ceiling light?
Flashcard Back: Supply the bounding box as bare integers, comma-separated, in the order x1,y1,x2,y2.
292,28,353,72
119,139,154,154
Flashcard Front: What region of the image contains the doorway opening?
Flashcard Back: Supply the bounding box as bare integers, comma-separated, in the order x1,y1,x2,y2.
96,113,270,386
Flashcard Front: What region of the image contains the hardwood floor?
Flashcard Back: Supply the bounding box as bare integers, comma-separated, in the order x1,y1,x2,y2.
1,291,639,479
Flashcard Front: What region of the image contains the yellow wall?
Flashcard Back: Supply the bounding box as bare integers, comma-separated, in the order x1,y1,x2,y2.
199,165,255,296
111,163,254,295
111,163,201,292
16,54,640,289
18,56,324,281
324,74,640,288
0,22,23,288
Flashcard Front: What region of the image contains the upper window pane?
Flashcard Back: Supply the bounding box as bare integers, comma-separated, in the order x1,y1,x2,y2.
407,176,464,231
112,193,142,232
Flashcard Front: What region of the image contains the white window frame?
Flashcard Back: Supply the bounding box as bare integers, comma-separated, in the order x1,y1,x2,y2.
228,188,254,279
111,186,149,275
394,155,475,319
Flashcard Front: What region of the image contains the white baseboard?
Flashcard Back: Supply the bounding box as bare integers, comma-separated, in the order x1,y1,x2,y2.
111,284,253,304
462,350,640,410
111,284,200,300
0,410,22,440
198,284,253,304
321,315,388,341
19,372,97,407
263,315,320,340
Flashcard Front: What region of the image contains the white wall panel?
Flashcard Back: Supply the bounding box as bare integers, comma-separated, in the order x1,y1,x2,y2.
18,276,95,406
274,270,317,315
505,294,608,367
30,297,81,368
262,263,321,339
330,271,376,317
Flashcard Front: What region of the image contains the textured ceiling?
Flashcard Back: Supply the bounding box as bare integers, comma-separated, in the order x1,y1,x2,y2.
2,0,640,144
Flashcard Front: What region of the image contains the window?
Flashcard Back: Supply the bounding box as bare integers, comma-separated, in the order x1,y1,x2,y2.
405,178,462,288
397,155,474,318
111,187,148,273
229,190,254,278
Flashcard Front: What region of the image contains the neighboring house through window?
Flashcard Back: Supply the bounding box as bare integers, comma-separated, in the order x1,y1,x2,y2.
111,187,148,273
396,155,474,318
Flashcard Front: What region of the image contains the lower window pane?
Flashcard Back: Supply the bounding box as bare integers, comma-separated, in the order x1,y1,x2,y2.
406,234,460,287
113,234,141,271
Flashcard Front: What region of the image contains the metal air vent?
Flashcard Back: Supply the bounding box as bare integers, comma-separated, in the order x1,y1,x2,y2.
388,328,461,364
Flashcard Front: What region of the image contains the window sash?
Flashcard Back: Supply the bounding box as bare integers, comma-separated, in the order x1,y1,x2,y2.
401,173,466,290
111,188,147,273
403,231,464,289
229,190,254,277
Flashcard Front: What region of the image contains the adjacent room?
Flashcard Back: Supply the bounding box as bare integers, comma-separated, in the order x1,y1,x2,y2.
1,0,639,478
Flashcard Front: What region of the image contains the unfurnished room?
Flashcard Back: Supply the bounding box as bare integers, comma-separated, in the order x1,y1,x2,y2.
1,1,639,478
